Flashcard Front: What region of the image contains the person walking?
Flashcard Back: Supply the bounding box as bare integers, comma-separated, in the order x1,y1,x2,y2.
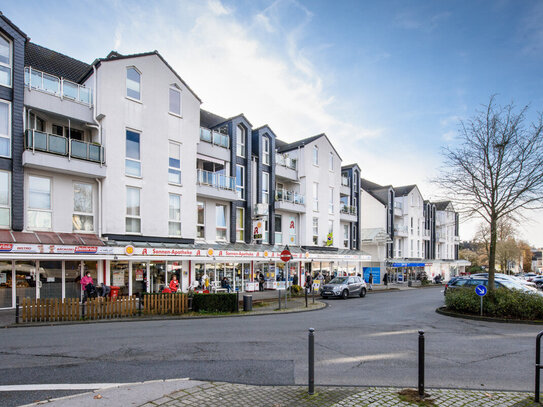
383,272,388,288
258,272,265,292
305,272,313,294
368,273,373,290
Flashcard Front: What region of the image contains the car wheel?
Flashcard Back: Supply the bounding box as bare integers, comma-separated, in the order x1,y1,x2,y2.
341,289,348,299
359,288,366,298
321,295,327,299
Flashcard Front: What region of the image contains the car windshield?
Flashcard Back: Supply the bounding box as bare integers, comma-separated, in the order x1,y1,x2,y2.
329,277,348,284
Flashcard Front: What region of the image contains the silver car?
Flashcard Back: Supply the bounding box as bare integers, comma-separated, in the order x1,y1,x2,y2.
320,276,367,299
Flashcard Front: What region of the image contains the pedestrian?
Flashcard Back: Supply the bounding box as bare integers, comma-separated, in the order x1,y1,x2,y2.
221,276,232,293
292,273,298,286
80,271,94,303
305,272,313,294
383,272,388,288
169,275,180,292
368,273,373,290
259,272,265,291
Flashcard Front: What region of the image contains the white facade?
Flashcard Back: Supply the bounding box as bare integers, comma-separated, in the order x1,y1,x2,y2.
393,187,424,260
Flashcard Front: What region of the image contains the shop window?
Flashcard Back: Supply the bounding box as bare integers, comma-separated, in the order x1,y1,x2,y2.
27,176,52,230
73,182,93,232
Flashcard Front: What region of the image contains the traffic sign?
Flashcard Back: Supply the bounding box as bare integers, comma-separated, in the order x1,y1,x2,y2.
475,285,487,297
281,249,292,262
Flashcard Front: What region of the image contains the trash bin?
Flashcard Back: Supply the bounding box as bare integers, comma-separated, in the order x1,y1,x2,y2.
110,286,120,299
243,295,252,311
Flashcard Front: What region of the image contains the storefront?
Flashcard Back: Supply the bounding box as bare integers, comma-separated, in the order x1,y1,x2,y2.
386,262,426,283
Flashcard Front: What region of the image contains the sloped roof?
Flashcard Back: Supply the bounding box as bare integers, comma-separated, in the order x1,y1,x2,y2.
200,109,227,129
0,12,28,39
434,201,453,211
394,184,417,197
360,178,385,191
25,42,91,83
277,133,342,160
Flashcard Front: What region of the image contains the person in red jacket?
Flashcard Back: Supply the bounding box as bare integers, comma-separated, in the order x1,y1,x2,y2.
80,272,93,303
169,275,180,293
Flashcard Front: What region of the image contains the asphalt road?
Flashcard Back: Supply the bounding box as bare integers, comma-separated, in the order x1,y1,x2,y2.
1,286,541,406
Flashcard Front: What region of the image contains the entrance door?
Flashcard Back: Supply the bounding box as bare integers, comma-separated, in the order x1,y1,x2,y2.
150,261,166,293
0,261,12,308
39,261,62,299
65,261,81,299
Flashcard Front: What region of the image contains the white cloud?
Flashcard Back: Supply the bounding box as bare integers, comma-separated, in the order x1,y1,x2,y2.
207,0,230,16
442,130,455,141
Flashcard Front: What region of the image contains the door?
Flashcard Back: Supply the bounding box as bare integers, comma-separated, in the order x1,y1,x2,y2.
0,261,12,308
347,277,359,296
38,261,62,299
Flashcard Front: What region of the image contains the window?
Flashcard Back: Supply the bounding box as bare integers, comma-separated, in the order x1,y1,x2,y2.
236,165,245,200
288,216,296,244
0,171,10,228
312,217,319,245
262,219,269,243
329,187,334,214
275,214,282,244
0,100,11,157
28,176,52,230
313,182,319,211
126,130,141,177
410,240,414,257
313,145,319,166
73,183,93,231
168,194,181,236
236,125,245,158
237,208,244,242
410,217,413,234
329,152,334,171
197,201,205,239
126,187,141,233
216,204,227,241
169,86,181,116
0,34,12,87
126,67,141,100
168,141,181,184
343,224,349,248
52,124,64,137
352,225,357,249
29,113,45,131
262,137,270,165
262,172,269,204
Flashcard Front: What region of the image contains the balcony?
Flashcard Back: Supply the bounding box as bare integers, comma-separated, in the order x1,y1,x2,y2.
198,128,231,161
196,169,237,201
394,201,403,217
394,225,408,237
275,154,298,181
275,189,305,213
340,205,357,222
24,67,93,123
23,130,106,178
340,176,351,196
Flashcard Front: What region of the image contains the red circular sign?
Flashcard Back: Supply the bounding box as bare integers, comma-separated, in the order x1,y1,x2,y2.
281,250,292,262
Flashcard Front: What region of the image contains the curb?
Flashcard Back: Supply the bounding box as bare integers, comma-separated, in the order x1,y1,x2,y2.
435,306,543,325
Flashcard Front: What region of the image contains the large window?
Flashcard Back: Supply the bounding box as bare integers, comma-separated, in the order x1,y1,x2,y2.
168,141,181,184
126,130,141,177
197,201,205,239
0,100,11,157
313,145,319,166
236,207,244,242
0,34,12,87
169,86,181,116
312,217,319,245
126,67,141,100
169,194,181,236
313,182,319,211
236,165,245,200
216,204,227,241
329,187,334,214
343,224,349,248
0,171,10,228
236,125,245,157
262,172,269,204
73,183,93,232
275,214,282,244
28,176,52,230
262,137,270,165
126,187,141,233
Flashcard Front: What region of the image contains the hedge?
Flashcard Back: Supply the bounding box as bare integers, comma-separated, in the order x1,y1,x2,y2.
192,293,238,313
445,287,543,320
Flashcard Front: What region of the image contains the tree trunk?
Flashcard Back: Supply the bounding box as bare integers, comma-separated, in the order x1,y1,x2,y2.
488,215,497,292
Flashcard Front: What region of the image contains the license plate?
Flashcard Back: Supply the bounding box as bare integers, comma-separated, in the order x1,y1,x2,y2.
323,291,332,295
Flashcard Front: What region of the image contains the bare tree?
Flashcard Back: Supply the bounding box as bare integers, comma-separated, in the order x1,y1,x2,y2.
435,97,543,291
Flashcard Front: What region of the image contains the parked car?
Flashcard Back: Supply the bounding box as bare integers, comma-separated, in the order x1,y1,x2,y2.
320,276,367,299
532,276,543,289
471,273,537,290
521,273,539,282
445,277,543,296
443,276,463,295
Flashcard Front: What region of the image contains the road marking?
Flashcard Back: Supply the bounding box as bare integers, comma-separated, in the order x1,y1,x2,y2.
0,378,190,392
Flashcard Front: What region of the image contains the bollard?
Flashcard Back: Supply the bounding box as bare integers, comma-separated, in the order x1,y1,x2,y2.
308,328,315,395
278,289,281,310
535,330,543,402
305,287,308,308
312,286,315,304
236,291,239,313
82,301,85,319
15,296,19,324
138,293,142,317
418,330,425,397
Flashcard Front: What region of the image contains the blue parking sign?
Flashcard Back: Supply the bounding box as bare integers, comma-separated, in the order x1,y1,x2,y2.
475,285,487,297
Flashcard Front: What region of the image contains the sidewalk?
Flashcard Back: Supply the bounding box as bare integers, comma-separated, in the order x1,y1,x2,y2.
22,379,537,406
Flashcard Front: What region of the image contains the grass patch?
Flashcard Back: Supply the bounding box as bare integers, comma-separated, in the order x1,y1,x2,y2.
398,389,436,406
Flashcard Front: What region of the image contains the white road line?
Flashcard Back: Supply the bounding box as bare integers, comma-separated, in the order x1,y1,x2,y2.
0,378,190,392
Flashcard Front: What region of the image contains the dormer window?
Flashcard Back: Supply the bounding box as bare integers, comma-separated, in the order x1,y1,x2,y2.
262,136,270,165
126,67,141,100
169,86,181,116
0,34,12,88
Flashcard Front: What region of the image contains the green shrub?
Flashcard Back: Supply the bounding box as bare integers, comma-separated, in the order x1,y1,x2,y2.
192,293,238,313
445,287,543,320
291,284,302,294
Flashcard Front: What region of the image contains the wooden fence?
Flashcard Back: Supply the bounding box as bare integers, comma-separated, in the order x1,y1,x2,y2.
85,296,138,320
143,293,188,315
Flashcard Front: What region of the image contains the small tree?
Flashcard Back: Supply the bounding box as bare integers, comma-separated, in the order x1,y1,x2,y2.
435,97,543,291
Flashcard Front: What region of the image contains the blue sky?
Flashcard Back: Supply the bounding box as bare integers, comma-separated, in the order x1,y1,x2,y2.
3,0,543,245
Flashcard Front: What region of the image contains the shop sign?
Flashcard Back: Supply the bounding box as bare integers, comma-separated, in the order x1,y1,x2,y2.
112,270,125,286
253,220,263,239
75,246,98,254
135,269,144,281
326,232,333,246
125,245,135,255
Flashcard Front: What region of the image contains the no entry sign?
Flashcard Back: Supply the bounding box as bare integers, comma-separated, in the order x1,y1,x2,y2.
281,249,292,262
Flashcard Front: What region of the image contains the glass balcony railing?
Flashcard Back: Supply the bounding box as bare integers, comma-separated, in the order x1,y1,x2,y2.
341,176,350,187
197,169,235,191
24,67,93,106
275,154,297,170
340,205,357,216
24,129,104,163
200,127,229,149
275,189,304,205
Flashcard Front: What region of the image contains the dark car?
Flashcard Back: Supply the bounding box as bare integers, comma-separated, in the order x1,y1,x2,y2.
445,277,543,296
320,276,367,299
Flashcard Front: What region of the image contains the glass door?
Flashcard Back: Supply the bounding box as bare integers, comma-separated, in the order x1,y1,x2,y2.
38,261,62,299
131,262,147,295
225,263,234,291
65,261,81,299
0,261,12,308
149,261,166,293
15,261,37,300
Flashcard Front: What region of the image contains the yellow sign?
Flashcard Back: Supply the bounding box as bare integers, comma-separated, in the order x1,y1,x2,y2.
125,245,134,255
207,248,214,256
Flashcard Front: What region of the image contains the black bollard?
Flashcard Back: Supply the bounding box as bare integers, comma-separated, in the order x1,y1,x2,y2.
138,293,142,317
278,289,281,310
15,296,19,324
535,331,543,402
308,328,315,395
305,287,308,308
418,330,425,397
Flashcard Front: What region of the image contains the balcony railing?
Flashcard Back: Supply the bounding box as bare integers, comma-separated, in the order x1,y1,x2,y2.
200,128,229,149
197,169,235,191
394,225,408,234
25,129,104,163
275,189,304,205
24,67,93,106
340,205,357,216
276,154,297,170
341,175,350,187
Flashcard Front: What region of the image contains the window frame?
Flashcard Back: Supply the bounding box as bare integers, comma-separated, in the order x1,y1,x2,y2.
262,172,270,204
329,152,334,171
329,187,334,214
0,33,12,88
168,85,182,117
126,66,141,102
0,99,11,158
27,175,52,231
168,141,181,185
262,136,270,165
72,182,94,232
343,224,349,248
312,217,319,245
126,186,141,234
236,125,246,158
168,193,182,237
236,207,245,242
216,204,228,241
274,214,282,245
0,170,10,229
196,201,205,239
236,164,245,200
313,145,319,166
313,182,319,212
125,129,142,178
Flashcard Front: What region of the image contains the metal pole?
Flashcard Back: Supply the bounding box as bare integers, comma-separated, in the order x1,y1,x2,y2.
480,296,483,316
278,288,281,310
308,328,315,395
418,330,425,397
312,285,315,304
15,296,19,324
305,285,308,308
536,331,543,402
